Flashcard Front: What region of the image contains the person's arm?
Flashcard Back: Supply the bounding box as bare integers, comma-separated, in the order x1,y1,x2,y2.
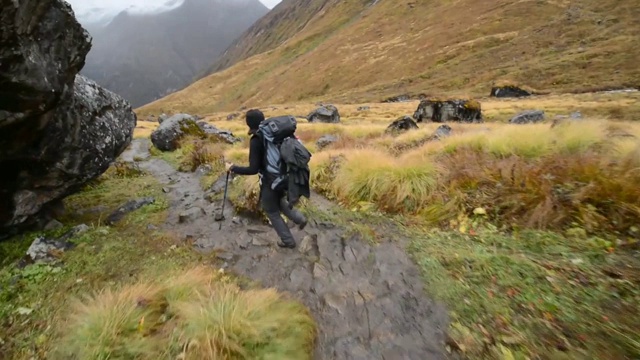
229,136,262,175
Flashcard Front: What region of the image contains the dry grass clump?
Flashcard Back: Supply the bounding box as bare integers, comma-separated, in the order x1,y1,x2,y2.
52,267,316,360
309,119,640,234
178,138,226,173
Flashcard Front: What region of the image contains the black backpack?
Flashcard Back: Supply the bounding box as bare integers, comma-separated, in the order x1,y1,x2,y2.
256,116,312,203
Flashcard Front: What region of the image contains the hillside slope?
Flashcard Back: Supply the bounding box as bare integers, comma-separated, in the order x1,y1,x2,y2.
82,0,268,108
138,0,640,114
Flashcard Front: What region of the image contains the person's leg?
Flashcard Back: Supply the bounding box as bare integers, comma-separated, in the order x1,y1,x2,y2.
261,184,296,247
279,196,307,228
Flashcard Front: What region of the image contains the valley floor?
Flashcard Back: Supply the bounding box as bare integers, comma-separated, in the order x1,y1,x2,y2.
1,93,639,359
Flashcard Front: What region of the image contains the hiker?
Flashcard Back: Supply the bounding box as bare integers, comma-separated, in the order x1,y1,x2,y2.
225,109,310,249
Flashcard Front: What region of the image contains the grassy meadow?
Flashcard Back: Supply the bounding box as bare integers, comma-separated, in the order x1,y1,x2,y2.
139,92,640,359
0,162,315,359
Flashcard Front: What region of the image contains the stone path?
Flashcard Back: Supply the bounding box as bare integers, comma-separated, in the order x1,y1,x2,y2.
120,138,452,360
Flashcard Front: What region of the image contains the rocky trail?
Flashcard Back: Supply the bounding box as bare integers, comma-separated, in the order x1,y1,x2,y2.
120,138,452,360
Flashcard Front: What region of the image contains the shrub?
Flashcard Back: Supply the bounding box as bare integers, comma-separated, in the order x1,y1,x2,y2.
53,267,316,360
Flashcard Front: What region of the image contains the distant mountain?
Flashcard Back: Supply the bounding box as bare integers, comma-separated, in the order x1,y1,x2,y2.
138,0,640,114
81,0,269,107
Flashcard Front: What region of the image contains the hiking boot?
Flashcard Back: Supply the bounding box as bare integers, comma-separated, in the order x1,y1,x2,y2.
277,240,296,249
298,218,308,231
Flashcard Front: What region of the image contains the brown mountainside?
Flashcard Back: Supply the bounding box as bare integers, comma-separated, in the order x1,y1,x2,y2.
138,0,640,114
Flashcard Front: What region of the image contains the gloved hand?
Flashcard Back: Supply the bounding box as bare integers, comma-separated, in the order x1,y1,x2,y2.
225,162,234,173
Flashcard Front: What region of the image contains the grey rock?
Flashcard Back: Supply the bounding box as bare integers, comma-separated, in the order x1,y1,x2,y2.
196,121,241,144
162,187,170,193
150,114,203,151
252,236,271,247
58,224,90,241
386,116,419,134
226,113,240,120
357,106,371,111
44,220,64,231
147,224,158,230
308,105,341,123
106,197,155,225
179,207,205,223
1,74,137,233
316,135,339,150
26,237,74,263
383,94,411,103
158,113,170,124
0,0,90,127
510,110,546,124
195,164,213,176
299,234,318,254
313,263,329,279
236,233,252,249
216,252,235,261
570,111,583,119
433,124,452,139
490,85,531,98
413,99,483,123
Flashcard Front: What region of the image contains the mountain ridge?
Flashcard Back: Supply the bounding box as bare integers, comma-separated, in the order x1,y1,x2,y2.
138,0,640,115
81,0,269,107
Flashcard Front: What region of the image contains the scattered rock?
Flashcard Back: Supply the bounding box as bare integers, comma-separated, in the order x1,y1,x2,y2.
57,224,90,241
236,233,252,249
162,187,170,193
216,252,235,262
433,124,452,139
313,263,329,279
147,224,158,231
299,234,318,255
357,106,371,111
386,116,419,134
106,197,155,225
510,110,545,124
196,164,213,176
179,207,205,223
570,111,583,119
383,94,411,103
413,99,483,123
308,105,341,123
150,114,205,151
158,113,170,124
26,237,75,263
390,124,452,154
316,135,339,150
490,85,531,98
323,293,348,314
196,121,241,144
208,173,230,194
252,236,271,247
227,113,239,120
44,220,64,231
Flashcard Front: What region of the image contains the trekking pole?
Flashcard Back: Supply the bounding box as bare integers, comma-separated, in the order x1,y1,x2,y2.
215,157,230,229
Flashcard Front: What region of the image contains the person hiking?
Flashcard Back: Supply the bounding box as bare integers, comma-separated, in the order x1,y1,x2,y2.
225,109,310,249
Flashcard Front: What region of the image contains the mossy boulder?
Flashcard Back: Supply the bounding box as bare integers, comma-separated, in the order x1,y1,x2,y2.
386,116,419,134
150,114,205,151
413,99,483,123
490,85,531,98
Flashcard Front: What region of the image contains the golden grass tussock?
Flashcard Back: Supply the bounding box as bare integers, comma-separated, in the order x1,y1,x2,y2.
52,267,316,360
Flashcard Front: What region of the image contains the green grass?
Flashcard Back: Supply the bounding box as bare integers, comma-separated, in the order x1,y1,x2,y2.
407,225,640,359
0,162,316,359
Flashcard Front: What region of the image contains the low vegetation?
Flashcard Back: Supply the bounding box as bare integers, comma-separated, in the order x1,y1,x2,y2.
145,95,640,359
0,158,315,359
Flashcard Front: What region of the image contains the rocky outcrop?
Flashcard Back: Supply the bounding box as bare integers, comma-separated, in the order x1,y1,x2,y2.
196,121,241,144
150,114,205,151
510,110,545,124
413,99,483,123
317,135,339,150
386,116,419,134
490,85,531,98
391,125,453,154
308,105,341,123
1,0,137,235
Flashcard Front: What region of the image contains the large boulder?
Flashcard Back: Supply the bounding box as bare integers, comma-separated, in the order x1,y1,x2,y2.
510,110,545,124
1,0,137,235
307,105,341,123
0,0,91,127
490,85,531,98
150,114,205,151
413,99,483,123
196,121,241,144
386,116,419,134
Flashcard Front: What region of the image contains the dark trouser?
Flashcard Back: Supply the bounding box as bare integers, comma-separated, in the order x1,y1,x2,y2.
260,181,306,245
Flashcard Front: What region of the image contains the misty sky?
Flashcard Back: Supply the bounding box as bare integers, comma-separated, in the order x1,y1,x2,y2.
66,0,281,24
